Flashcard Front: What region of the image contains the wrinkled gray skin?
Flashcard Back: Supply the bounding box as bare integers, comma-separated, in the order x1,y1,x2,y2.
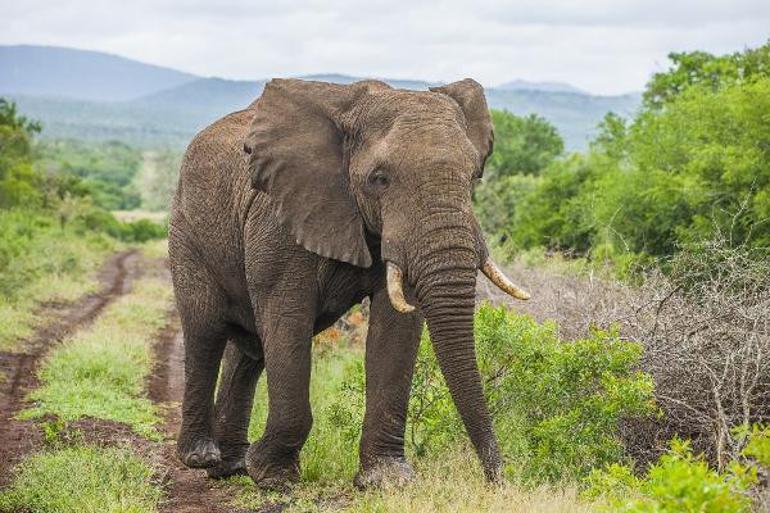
169,78,503,489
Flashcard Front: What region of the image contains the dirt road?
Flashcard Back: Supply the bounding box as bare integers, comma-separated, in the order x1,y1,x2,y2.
0,251,254,512
0,250,138,487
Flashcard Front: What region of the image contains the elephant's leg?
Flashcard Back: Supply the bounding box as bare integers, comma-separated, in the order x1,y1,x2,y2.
208,338,264,479
175,273,229,469
355,285,422,488
245,312,314,490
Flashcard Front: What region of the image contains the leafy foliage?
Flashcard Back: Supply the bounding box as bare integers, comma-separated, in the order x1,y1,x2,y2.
39,139,143,210
335,304,655,485
584,438,760,513
474,109,564,245
0,97,166,239
485,110,564,179
0,98,43,208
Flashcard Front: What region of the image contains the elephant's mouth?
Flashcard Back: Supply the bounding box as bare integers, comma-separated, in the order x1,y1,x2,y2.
385,258,530,314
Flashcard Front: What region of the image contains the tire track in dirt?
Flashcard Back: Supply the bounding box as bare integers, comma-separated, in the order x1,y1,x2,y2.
0,249,140,488
150,308,254,513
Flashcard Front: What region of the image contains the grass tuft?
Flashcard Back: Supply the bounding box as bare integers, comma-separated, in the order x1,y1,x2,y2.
0,445,162,513
347,453,591,513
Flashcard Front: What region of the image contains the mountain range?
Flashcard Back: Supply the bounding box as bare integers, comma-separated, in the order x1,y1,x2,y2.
1,45,641,150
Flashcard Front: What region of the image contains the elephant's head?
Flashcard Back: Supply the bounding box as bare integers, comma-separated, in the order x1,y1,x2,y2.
244,78,529,481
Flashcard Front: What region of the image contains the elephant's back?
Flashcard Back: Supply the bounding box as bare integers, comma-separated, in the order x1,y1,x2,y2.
174,108,254,212
169,108,256,290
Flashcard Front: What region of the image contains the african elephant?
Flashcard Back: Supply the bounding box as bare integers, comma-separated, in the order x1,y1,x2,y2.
168,77,529,489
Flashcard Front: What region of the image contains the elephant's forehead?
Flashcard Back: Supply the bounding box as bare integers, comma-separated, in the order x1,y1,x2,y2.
365,89,463,124
372,124,477,169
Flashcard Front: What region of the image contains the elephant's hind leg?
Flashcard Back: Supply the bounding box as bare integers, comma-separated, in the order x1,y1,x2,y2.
207,338,264,479
172,251,229,469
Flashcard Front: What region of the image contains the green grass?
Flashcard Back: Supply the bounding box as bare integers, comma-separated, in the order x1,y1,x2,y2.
231,341,364,510
0,445,162,513
20,278,173,439
0,210,118,350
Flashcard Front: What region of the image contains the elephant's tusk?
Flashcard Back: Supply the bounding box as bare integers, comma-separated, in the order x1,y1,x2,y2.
386,262,416,313
481,258,531,300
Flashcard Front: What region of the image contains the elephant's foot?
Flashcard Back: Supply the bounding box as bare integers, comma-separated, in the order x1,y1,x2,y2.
207,442,249,479
354,457,415,489
246,444,300,492
177,434,221,469
207,455,248,479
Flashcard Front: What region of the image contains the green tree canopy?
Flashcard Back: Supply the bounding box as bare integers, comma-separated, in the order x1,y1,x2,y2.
473,41,770,268
474,110,564,243
485,110,564,179
643,41,770,109
0,99,43,208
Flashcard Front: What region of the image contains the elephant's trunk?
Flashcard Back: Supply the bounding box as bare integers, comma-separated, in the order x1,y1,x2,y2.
407,216,502,481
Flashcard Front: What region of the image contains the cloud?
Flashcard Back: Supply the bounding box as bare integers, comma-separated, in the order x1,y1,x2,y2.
2,0,769,95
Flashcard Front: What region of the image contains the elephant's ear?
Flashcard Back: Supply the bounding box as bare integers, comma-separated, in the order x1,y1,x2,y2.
245,78,373,268
429,79,494,169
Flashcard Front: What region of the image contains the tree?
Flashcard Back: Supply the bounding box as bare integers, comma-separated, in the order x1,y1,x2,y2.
0,98,43,208
643,41,770,109
485,110,564,178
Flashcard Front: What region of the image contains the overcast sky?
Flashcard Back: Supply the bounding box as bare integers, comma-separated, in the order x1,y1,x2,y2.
3,0,769,95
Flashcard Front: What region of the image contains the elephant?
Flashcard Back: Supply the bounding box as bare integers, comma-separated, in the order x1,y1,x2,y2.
168,77,529,489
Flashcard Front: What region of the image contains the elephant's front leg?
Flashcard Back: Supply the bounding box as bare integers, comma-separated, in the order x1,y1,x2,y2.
245,309,314,490
355,285,422,488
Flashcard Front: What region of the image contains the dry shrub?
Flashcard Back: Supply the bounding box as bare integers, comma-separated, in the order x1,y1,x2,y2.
482,238,770,469
625,240,770,467
476,255,634,342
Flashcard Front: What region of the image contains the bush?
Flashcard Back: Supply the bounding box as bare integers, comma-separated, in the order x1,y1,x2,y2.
39,139,144,210
584,438,758,513
79,207,167,242
336,304,656,484
115,218,168,242
485,110,564,179
0,209,114,299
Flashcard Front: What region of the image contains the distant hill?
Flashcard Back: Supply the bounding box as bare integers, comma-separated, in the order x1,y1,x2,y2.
0,45,197,102
131,77,266,125
495,79,588,95
485,89,640,150
1,45,641,150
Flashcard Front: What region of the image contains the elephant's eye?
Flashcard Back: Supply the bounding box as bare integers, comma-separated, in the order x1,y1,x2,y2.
368,169,390,190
